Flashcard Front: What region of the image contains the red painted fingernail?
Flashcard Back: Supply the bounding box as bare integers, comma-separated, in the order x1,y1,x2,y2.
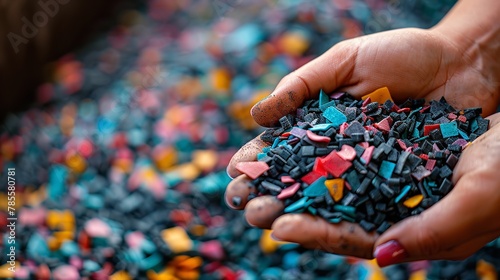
374,240,408,267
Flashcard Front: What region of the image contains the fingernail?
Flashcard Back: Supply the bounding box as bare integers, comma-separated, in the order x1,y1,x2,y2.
231,196,242,207
270,233,283,241
374,240,408,267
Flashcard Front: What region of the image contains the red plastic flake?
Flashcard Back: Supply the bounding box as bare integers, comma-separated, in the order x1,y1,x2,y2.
337,145,356,161
425,159,436,170
374,116,393,132
419,105,430,113
361,146,375,165
362,97,372,107
313,157,328,176
397,107,410,113
277,182,301,200
235,161,270,179
358,142,370,149
280,176,295,183
306,130,331,143
419,154,429,160
301,171,323,185
448,113,457,120
391,103,401,112
423,124,440,136
396,139,407,150
281,132,291,137
344,181,352,191
339,122,349,135
457,115,467,123
322,151,353,177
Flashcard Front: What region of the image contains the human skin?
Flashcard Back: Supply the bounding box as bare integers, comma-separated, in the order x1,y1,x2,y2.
225,0,500,265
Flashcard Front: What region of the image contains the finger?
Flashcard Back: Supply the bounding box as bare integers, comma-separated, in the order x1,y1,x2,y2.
486,112,500,128
402,230,500,262
374,172,500,267
226,133,268,179
225,174,255,210
245,195,285,229
271,214,378,259
251,41,358,127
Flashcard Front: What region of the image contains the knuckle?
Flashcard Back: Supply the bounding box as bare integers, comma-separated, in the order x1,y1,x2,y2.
414,225,443,257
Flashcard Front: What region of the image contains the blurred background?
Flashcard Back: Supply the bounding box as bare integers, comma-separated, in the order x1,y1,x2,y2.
1,0,499,279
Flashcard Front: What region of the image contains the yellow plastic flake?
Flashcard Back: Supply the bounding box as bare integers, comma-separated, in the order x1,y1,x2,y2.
192,150,218,172
171,163,201,181
189,224,206,237
47,210,75,231
110,270,133,280
65,152,87,173
477,259,498,280
366,259,387,280
279,31,310,57
403,194,424,209
259,229,288,254
361,87,393,104
409,270,427,280
325,179,344,202
0,263,17,278
210,67,231,91
161,227,193,253
146,268,179,280
154,146,178,172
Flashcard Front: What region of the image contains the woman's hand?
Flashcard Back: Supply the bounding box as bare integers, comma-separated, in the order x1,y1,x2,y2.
374,114,500,266
225,24,500,259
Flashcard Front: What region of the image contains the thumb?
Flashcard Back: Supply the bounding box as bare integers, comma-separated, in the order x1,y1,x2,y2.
373,172,499,267
251,41,357,127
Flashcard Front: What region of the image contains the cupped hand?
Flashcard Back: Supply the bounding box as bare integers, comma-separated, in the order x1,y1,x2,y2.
374,113,500,266
225,27,500,259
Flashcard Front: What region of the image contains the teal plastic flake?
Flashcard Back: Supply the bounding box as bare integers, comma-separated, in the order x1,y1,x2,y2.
271,138,280,148
378,160,396,179
440,121,459,138
257,153,267,161
303,177,327,197
333,205,356,218
412,121,421,138
395,185,411,203
329,217,342,223
323,107,347,127
319,89,329,107
262,146,271,153
471,119,479,132
307,206,317,215
284,197,312,213
309,123,334,131
458,129,469,140
320,100,337,112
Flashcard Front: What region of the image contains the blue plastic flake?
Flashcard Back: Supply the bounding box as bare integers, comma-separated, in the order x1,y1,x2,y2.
309,123,334,131
440,121,459,138
323,107,347,127
458,129,470,140
378,160,396,179
303,177,328,197
395,185,412,203
83,260,101,272
284,197,312,213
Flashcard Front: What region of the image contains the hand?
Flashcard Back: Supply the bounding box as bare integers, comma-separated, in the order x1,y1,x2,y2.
225,27,500,259
374,114,500,266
